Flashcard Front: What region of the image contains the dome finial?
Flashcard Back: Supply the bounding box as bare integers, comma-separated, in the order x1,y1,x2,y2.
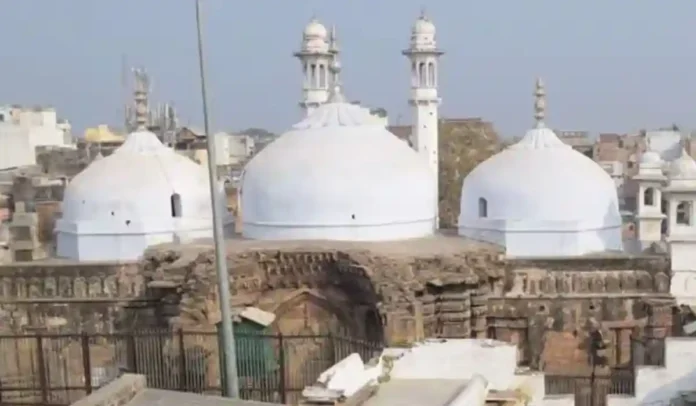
132,67,150,131
534,77,546,129
328,56,345,103
419,6,428,20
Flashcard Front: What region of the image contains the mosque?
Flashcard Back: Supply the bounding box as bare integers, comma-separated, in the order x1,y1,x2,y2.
47,13,692,349
54,12,628,261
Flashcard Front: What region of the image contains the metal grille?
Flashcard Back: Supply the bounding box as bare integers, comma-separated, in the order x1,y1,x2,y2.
0,329,384,406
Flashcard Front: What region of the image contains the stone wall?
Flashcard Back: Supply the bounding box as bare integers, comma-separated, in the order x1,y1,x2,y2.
0,238,673,376
0,260,149,333
140,240,675,374
497,256,673,373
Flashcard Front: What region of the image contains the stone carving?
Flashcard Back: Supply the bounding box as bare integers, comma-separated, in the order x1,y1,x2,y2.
605,274,620,293
104,275,117,297
28,277,42,297
15,277,26,298
44,277,57,297
0,278,10,297
620,273,637,291
87,276,102,297
74,277,87,298
591,276,605,293
557,273,571,294
636,271,653,291
654,272,669,293
59,276,72,297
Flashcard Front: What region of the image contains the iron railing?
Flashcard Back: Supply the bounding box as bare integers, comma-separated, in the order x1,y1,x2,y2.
0,329,383,406
543,330,668,406
630,335,666,367
544,369,635,397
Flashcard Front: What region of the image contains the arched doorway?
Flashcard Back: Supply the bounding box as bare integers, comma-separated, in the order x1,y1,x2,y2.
364,309,384,343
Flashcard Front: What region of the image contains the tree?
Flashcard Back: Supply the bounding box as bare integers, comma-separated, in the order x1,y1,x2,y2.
438,119,502,229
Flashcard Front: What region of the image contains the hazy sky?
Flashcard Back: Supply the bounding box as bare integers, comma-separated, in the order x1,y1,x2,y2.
1,1,695,138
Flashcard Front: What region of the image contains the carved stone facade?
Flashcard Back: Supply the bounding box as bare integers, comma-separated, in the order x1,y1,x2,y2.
140,238,675,373
0,261,146,333
494,257,673,372
0,235,675,375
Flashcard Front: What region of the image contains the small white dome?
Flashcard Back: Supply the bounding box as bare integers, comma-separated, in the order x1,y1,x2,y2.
640,150,662,165
304,19,327,40
458,79,622,257
413,15,436,35
241,88,436,241
669,149,696,180
56,130,232,261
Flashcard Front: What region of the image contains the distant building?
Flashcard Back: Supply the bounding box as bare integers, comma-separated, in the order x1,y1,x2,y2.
0,105,74,170
555,129,595,158
174,127,255,166
83,125,125,143
598,160,625,189
595,132,643,176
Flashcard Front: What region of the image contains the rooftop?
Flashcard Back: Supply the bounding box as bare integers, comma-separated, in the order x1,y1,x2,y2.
167,231,502,259
128,389,279,406
361,379,466,406
145,232,663,263
301,338,543,406
70,374,282,406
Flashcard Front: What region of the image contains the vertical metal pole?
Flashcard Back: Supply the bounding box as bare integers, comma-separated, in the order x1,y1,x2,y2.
195,0,239,398
81,332,93,395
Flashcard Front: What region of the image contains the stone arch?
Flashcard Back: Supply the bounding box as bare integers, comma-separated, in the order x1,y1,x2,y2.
170,193,182,218
269,288,357,336
478,197,488,218
643,187,655,206
677,201,692,225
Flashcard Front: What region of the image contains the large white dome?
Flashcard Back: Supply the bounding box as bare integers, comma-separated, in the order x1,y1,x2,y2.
241,88,436,241
458,80,622,257
56,130,231,261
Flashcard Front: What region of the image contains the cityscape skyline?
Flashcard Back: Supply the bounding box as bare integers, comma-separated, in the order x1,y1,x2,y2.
0,0,695,138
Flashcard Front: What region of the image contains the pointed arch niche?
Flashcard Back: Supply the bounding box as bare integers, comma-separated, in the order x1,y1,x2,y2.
270,289,356,336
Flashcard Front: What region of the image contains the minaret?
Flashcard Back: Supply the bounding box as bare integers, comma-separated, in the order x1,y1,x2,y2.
294,18,332,117
132,67,150,131
403,10,443,227
634,138,666,250
665,148,696,306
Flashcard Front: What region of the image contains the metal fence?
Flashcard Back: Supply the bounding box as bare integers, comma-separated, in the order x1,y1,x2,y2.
544,331,668,406
0,329,384,406
545,369,635,405
630,335,666,367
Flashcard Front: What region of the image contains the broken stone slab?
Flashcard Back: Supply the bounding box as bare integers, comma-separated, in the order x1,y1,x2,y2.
301,385,344,403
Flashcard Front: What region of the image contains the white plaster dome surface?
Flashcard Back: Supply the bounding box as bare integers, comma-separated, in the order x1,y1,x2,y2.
56,130,230,261
241,89,436,241
669,149,696,180
412,15,436,35
640,150,662,165
303,19,327,39
458,80,623,257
